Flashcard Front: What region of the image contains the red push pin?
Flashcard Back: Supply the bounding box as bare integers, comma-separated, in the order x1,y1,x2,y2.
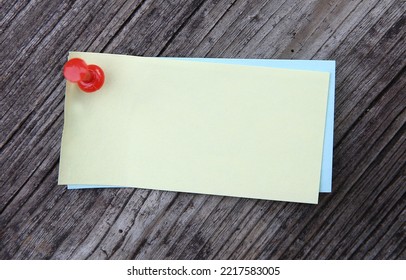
63,58,105,93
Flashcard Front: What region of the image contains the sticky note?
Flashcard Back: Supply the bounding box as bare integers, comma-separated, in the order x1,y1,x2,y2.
59,52,330,204
68,58,335,193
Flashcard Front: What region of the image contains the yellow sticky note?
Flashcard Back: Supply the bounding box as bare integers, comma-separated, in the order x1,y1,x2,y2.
58,52,329,204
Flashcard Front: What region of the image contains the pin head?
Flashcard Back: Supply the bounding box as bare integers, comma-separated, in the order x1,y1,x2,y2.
63,58,105,93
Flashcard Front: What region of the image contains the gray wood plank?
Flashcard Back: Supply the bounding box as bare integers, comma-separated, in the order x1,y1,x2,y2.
0,0,404,260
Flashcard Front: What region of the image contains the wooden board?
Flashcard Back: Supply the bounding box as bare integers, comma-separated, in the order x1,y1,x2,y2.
0,0,405,259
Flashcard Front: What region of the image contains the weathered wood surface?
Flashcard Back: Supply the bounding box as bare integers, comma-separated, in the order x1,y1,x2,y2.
0,0,405,260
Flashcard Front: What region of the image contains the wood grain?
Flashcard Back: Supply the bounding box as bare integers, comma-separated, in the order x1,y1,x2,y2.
0,0,405,259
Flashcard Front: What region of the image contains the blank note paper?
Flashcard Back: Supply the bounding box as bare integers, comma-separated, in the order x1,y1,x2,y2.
58,52,330,204
68,58,335,193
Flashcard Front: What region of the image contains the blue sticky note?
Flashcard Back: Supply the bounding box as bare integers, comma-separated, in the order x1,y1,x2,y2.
68,58,335,193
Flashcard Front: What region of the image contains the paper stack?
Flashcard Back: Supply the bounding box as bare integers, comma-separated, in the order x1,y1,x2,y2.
59,52,335,204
